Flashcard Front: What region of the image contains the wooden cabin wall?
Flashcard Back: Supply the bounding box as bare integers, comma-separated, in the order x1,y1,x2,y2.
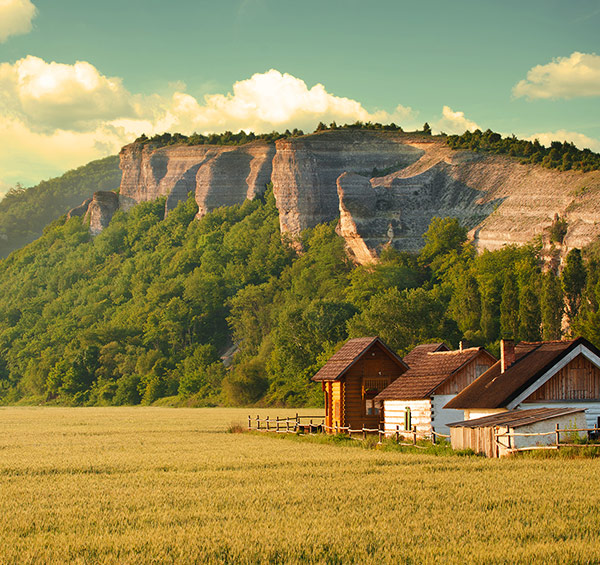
526,354,600,402
331,382,343,429
383,399,432,437
435,355,495,395
343,342,404,430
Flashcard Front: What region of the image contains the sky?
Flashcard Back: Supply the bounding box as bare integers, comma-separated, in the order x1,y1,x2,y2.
0,0,599,195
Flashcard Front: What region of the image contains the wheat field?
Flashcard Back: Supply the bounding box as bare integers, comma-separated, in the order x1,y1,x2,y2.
1,407,600,564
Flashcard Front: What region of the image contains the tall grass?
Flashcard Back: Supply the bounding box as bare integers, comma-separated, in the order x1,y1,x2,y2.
1,407,599,563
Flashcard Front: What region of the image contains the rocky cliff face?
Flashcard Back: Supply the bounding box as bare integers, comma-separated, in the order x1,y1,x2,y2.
110,130,600,263
119,141,274,218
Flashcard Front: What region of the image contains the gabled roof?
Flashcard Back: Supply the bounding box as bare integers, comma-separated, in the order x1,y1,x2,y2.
402,342,448,366
376,346,494,400
448,407,585,429
445,337,600,410
311,337,408,382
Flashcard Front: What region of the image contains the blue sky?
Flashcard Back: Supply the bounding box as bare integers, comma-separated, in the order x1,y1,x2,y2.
0,0,599,192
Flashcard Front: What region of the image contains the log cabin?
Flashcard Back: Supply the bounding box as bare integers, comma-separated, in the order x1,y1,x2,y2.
376,344,496,437
312,337,408,432
445,337,600,428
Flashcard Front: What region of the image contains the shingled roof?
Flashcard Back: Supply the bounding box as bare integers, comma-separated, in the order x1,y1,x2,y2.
376,346,493,400
311,337,407,382
445,337,600,410
448,407,585,429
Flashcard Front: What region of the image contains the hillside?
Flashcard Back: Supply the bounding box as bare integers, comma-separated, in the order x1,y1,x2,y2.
1,187,600,407
0,156,121,258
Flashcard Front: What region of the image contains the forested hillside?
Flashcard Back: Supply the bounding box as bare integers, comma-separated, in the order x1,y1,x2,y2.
0,156,121,258
0,189,599,407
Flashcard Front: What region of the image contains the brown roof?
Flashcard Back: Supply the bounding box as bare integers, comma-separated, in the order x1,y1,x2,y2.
402,343,448,367
448,407,585,428
445,337,599,410
311,337,407,382
376,347,495,400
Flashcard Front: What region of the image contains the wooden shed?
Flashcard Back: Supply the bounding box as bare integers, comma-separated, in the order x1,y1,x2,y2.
312,337,408,433
445,337,600,428
376,344,496,438
449,407,586,457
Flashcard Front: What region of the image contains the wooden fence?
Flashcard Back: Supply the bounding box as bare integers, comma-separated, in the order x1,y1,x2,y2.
494,424,600,454
248,415,450,446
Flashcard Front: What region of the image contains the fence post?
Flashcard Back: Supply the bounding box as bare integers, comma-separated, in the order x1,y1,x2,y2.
296,413,299,430
378,422,383,444
248,415,251,431
309,419,313,434
412,425,417,446
266,416,269,431
256,415,260,431
555,423,560,446
363,423,366,441
321,419,324,434
276,416,280,432
396,425,399,443
431,429,436,445
335,422,339,435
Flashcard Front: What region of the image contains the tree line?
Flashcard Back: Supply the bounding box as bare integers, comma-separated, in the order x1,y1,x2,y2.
0,189,599,407
447,129,600,172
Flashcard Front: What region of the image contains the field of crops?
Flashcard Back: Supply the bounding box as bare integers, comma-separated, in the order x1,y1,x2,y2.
1,407,600,563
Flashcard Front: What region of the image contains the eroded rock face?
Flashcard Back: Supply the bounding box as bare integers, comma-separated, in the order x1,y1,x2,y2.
84,191,120,236
67,198,92,220
114,131,600,263
271,130,424,235
119,141,274,217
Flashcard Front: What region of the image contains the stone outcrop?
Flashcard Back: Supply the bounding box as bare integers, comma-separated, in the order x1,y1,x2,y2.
271,130,424,235
119,141,274,218
67,198,92,219
84,191,120,236
111,130,600,263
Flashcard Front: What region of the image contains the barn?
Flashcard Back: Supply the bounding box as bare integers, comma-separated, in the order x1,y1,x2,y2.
376,344,496,438
446,337,600,428
449,407,586,457
311,337,408,433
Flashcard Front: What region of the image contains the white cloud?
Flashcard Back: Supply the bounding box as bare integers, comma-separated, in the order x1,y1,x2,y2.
0,0,36,42
525,130,600,153
0,61,422,188
0,56,136,132
513,52,600,100
433,105,480,134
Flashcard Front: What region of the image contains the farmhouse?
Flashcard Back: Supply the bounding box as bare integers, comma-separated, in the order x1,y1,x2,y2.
449,407,587,458
376,344,496,437
445,337,600,428
312,337,408,432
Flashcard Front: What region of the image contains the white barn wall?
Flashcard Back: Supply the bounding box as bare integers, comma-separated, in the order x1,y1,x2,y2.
464,408,507,421
383,399,431,437
511,412,587,450
431,394,464,436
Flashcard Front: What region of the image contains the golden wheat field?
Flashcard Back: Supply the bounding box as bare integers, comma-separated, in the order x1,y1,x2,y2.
1,407,600,564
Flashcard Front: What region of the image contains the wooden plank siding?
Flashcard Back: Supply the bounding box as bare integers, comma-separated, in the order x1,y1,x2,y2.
342,342,402,429
526,354,600,402
383,399,432,436
435,357,495,395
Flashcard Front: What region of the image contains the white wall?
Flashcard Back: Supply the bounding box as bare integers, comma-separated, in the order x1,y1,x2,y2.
383,399,431,437
511,412,587,450
464,408,507,421
431,394,465,437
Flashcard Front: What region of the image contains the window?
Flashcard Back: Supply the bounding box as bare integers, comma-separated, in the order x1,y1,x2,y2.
362,378,389,416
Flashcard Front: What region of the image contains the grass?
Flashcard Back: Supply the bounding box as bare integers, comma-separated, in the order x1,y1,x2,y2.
2,407,600,563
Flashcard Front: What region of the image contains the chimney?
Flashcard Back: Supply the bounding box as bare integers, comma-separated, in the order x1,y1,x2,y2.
459,340,464,352
501,339,515,373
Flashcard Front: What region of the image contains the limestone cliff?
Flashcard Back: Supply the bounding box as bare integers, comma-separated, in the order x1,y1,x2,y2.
119,141,274,218
111,130,600,263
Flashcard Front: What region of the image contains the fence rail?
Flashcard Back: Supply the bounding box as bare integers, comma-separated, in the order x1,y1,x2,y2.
248,415,450,446
494,423,600,455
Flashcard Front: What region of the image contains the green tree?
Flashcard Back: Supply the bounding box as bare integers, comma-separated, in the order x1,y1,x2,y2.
500,273,519,338
541,272,563,340
562,249,587,321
